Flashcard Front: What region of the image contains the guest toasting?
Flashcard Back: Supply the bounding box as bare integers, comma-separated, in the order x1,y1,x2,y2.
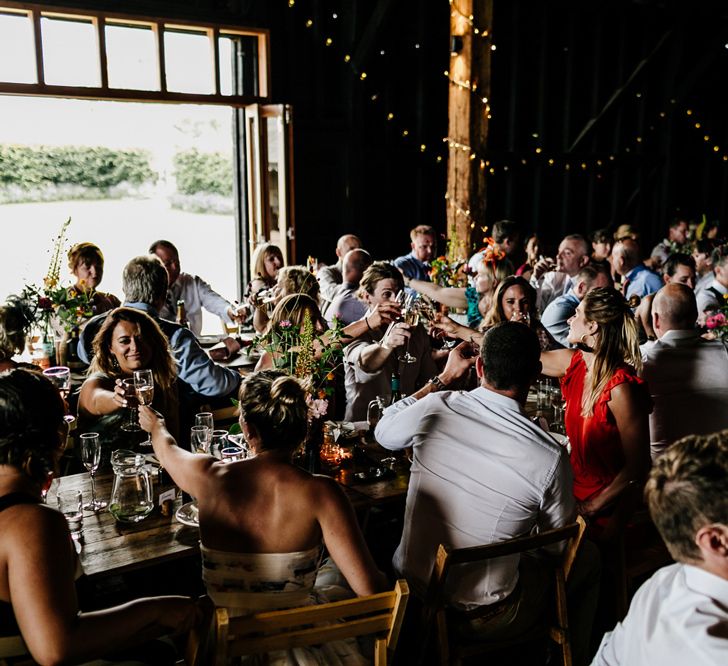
540,287,651,537
67,241,121,315
77,307,178,467
0,369,195,665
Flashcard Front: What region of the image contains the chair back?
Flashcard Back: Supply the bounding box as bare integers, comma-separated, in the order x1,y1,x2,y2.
422,516,586,666
210,579,408,666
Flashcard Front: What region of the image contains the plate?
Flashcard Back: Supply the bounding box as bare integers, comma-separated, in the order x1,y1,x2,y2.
175,501,199,527
197,334,224,347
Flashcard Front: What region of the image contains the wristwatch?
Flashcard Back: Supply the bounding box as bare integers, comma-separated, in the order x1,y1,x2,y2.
427,375,447,391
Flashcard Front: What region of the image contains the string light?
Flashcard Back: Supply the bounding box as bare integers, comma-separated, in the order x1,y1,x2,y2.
448,0,490,37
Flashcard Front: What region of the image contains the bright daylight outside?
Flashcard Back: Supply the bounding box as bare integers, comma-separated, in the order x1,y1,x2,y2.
0,13,240,335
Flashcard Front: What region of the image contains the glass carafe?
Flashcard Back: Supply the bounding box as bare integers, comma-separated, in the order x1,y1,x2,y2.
109,450,154,524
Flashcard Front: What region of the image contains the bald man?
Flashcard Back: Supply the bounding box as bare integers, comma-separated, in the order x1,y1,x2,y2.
325,248,373,326
317,234,362,309
612,239,663,300
640,283,728,460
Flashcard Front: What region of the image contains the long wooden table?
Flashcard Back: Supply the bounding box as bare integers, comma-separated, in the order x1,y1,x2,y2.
50,441,409,581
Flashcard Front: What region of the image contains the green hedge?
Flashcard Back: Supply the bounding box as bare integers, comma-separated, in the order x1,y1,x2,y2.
0,145,156,188
173,148,233,196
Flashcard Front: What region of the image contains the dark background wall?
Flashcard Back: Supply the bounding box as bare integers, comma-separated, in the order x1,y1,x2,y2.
29,0,728,260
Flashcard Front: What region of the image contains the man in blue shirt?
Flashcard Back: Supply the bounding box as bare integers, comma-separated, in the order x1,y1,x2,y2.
612,238,663,300
393,224,437,289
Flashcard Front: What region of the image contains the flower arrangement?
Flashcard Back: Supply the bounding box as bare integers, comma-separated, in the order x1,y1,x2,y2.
255,309,344,420
705,293,728,341
429,255,468,287
7,217,94,336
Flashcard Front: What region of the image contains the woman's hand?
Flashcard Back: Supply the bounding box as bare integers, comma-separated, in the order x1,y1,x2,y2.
576,499,598,518
138,404,165,434
431,313,461,338
112,378,129,409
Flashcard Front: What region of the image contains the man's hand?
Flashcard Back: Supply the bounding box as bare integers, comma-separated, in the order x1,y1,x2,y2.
227,303,249,324
440,341,477,384
532,256,557,280
380,321,411,350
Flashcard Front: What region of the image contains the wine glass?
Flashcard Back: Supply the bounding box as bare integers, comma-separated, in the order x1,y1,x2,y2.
80,432,107,511
120,378,141,432
133,370,154,447
396,292,419,364
191,425,211,454
43,366,71,401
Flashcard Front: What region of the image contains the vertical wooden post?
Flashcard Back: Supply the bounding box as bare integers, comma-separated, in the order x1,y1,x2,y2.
446,0,493,260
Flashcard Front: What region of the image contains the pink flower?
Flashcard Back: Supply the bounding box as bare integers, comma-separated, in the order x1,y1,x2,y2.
306,394,329,421
707,313,726,329
279,320,292,329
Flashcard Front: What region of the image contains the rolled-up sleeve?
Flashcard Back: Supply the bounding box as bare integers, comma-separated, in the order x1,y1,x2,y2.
375,395,426,450
170,328,241,397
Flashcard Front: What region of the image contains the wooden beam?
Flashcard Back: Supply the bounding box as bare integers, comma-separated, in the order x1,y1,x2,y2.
446,0,493,260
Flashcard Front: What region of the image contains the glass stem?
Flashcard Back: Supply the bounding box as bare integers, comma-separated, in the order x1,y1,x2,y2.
90,472,97,505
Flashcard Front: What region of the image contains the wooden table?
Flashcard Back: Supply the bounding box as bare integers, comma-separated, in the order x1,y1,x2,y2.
50,442,409,581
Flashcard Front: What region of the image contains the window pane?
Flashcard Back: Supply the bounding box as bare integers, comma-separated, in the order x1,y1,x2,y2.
41,17,99,87
164,29,213,94
0,12,36,83
218,36,233,96
221,33,259,96
105,23,158,91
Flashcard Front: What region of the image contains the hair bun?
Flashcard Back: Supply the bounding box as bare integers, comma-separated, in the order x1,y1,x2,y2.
269,375,306,406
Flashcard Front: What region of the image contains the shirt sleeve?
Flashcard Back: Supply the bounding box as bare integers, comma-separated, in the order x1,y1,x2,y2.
344,338,385,385
194,275,233,322
169,328,241,397
538,447,577,533
591,629,621,666
375,394,431,450
317,266,341,303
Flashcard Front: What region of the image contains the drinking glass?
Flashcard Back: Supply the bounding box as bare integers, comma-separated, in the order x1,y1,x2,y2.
191,425,210,454
195,412,214,433
57,484,83,541
536,379,551,411
80,432,107,511
220,446,244,463
134,370,155,447
510,310,531,326
210,429,229,459
120,378,141,432
366,397,386,432
396,292,418,364
43,366,71,401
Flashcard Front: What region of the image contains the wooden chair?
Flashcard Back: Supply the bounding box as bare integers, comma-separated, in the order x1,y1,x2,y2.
422,516,586,666
193,580,408,666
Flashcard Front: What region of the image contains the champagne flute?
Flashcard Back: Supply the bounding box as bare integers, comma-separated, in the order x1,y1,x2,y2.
80,432,107,511
191,425,211,454
133,370,155,447
120,378,141,432
396,292,419,364
43,366,71,401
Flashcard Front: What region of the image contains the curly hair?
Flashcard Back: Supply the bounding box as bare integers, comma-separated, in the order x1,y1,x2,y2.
580,287,641,415
89,307,176,395
239,370,309,451
0,369,65,483
0,305,30,362
277,266,320,302
646,430,728,562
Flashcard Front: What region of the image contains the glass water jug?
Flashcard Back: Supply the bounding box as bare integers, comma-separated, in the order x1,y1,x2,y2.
109,449,153,524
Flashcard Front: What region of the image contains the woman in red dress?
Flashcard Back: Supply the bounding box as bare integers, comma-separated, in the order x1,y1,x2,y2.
540,287,651,536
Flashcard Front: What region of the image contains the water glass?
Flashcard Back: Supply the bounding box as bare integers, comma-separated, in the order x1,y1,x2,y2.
57,486,83,541
195,412,214,431
191,425,210,454
43,366,71,400
120,378,141,432
210,429,229,459
221,446,244,463
536,379,551,411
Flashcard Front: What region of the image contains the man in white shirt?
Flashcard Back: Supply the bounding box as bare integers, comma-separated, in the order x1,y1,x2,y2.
376,322,598,663
317,234,362,311
150,240,244,336
530,234,590,313
640,283,728,460
692,239,715,298
325,248,372,327
592,430,728,665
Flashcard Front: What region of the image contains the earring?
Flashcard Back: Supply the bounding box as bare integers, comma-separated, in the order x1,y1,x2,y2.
111,356,120,370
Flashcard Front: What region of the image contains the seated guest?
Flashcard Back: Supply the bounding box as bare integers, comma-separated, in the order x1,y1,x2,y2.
276,265,321,302
139,370,387,659
325,248,372,326
592,430,728,665
344,262,437,421
515,231,539,280
247,243,285,334
78,255,241,401
405,254,513,329
695,243,728,319
433,276,561,351
150,239,245,336
0,368,195,665
635,253,696,341
393,224,437,290
317,234,362,310
611,239,663,300
376,324,598,664
67,241,121,315
542,264,613,347
590,228,613,268
640,284,728,460
692,238,715,297
531,234,591,312
78,307,179,467
649,218,689,271
469,220,523,275
541,288,652,537
0,303,32,373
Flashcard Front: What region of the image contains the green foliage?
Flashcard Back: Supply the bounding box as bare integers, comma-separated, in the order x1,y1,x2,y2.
0,145,156,188
172,148,233,196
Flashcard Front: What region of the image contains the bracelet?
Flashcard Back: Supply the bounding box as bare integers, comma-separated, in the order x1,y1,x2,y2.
365,316,373,331
427,375,447,391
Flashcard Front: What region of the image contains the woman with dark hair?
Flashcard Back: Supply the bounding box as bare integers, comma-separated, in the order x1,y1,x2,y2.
540,287,651,535
67,242,121,314
0,369,195,665
77,307,178,465
434,276,561,351
0,304,33,373
139,369,386,659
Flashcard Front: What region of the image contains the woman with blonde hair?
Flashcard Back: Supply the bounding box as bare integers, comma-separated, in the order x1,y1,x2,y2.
77,307,178,466
67,242,121,314
540,287,651,535
248,243,285,333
